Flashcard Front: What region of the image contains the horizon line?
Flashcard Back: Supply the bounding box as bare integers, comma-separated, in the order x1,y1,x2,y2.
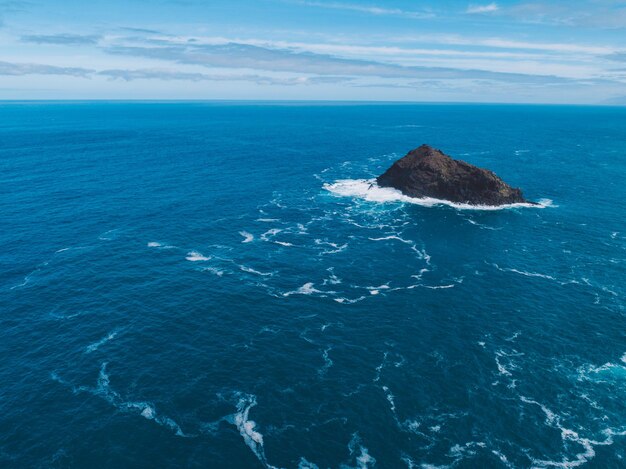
0,99,624,107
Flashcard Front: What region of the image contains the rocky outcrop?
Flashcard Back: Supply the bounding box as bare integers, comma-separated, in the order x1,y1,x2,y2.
376,144,532,206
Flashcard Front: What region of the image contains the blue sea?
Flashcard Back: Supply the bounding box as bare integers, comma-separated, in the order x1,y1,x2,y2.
1,102,625,468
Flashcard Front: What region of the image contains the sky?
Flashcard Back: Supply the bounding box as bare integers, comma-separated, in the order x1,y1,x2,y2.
1,0,626,103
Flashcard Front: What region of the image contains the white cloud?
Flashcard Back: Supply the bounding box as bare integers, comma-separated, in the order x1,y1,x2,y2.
140,33,619,60
467,3,499,14
491,1,626,29
101,40,583,86
98,68,352,85
0,60,93,76
21,33,101,45
295,1,434,19
390,34,616,55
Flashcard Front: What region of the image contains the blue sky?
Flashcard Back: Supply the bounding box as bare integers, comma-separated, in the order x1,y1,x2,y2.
1,0,626,103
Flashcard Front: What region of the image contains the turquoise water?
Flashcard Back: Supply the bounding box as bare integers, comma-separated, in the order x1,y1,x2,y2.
1,102,625,468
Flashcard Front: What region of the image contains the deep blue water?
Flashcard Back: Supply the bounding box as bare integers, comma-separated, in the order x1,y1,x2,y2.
1,102,625,468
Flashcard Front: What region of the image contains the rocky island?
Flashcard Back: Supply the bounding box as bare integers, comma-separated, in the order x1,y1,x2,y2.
377,144,533,206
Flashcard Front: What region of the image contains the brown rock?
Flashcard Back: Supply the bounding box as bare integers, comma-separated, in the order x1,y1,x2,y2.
376,145,532,206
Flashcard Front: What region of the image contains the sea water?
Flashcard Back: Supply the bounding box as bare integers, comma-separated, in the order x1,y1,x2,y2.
1,102,625,468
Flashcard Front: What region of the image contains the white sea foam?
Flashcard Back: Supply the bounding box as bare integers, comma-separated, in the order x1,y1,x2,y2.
466,219,502,230
10,275,33,290
283,282,324,297
9,253,57,291
270,197,286,209
98,229,120,241
56,246,88,253
400,455,417,469
298,458,320,469
299,328,315,344
356,445,376,468
261,228,282,241
368,235,413,244
495,356,512,376
382,385,397,418
369,234,431,260
505,332,521,342
578,356,626,382
186,251,210,262
274,241,294,247
411,268,429,280
347,433,376,469
322,268,342,286
147,242,176,249
393,354,406,368
519,396,626,468
405,421,422,434
447,442,487,464
318,347,333,376
367,284,389,295
228,394,277,469
334,296,367,304
239,231,254,243
239,265,273,276
491,263,556,281
508,269,555,280
140,406,155,419
201,267,225,277
601,286,618,296
314,239,348,255
296,313,318,320
63,363,187,437
85,330,119,353
373,352,388,382
324,179,552,211
100,365,185,436
48,311,90,321
492,450,514,468
494,350,523,381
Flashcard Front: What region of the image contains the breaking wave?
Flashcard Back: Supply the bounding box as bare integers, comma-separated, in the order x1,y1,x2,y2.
239,231,254,243
186,251,211,262
323,179,553,211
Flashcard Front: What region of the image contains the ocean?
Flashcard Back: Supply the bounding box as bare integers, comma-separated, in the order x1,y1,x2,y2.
1,102,625,468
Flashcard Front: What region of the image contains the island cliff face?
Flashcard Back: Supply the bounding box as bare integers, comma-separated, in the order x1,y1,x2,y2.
376,144,530,206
